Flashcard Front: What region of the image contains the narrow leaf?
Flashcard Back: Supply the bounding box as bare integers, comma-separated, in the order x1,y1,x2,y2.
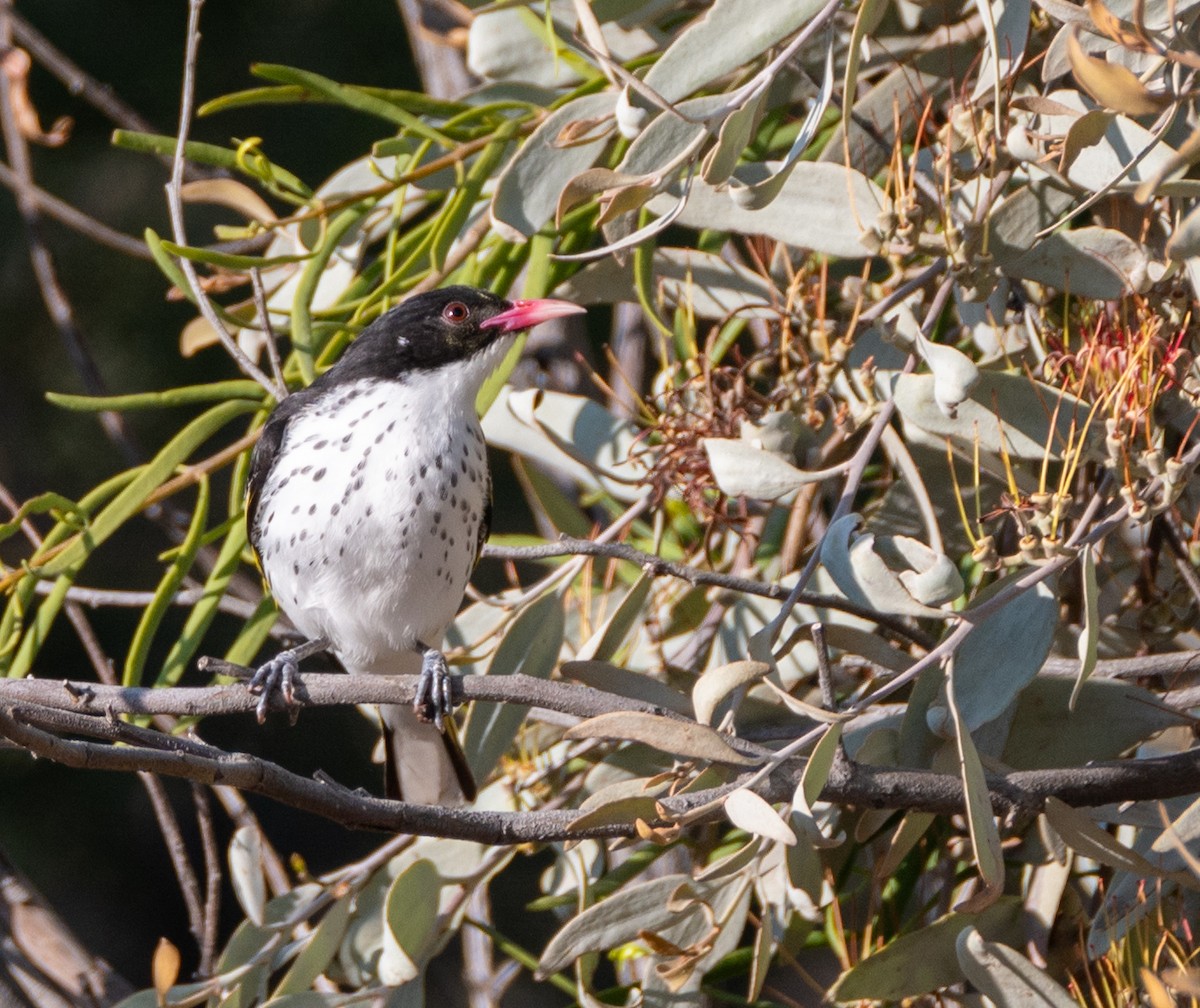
723,788,797,846
563,710,759,766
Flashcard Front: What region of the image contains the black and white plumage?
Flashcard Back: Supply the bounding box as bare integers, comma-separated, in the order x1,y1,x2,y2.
245,286,585,805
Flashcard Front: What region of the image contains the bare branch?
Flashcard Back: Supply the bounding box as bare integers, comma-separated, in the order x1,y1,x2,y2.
164,0,285,400
481,536,937,649
0,672,1197,843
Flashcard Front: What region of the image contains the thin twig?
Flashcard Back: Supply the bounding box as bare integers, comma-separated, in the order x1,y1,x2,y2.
164,0,283,400
249,267,286,398
0,160,149,258
0,8,142,467
138,771,208,954
191,783,221,975
481,537,936,649
1,687,1197,841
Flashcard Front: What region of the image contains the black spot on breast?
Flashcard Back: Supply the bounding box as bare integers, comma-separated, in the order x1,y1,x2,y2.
415,492,424,506
308,504,317,515
314,440,328,450
314,468,326,481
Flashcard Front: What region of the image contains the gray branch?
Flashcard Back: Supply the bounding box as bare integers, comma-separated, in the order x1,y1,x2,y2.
0,670,1198,843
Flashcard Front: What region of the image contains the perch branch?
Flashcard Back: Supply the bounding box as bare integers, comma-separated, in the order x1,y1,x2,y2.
0,672,1197,844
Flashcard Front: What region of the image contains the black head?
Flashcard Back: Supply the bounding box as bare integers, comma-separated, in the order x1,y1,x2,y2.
317,286,584,385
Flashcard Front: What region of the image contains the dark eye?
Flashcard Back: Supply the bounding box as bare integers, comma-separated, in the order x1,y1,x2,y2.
442,301,469,323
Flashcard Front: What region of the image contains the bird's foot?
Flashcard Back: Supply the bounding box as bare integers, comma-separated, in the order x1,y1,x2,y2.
247,637,328,724
414,644,453,731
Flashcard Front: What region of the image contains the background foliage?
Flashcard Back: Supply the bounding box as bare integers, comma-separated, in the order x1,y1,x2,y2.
2,0,1200,1006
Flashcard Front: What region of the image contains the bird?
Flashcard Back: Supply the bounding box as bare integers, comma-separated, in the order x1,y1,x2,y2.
243,285,586,804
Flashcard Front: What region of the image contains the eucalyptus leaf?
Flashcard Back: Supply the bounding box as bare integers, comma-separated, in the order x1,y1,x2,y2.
955,926,1078,1008
482,386,643,501
491,92,615,241
1001,676,1182,769
704,438,829,500
891,370,1100,466
463,590,565,779
1002,226,1152,299
649,162,891,258
380,858,441,985
229,824,266,929
820,514,959,619
829,898,1025,1002
946,574,1059,732
558,247,778,319
1032,89,1177,192
692,660,770,725
723,788,797,846
563,710,759,766
643,0,828,103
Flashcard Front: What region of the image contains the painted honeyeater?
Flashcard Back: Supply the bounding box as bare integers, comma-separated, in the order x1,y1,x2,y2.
245,286,585,804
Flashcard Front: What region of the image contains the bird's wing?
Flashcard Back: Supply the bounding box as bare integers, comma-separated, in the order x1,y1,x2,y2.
245,393,307,562
474,493,492,568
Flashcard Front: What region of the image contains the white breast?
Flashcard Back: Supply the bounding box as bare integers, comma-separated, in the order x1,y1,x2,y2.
253,366,493,675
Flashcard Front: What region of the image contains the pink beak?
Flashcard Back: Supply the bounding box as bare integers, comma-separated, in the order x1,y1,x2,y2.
481,298,586,333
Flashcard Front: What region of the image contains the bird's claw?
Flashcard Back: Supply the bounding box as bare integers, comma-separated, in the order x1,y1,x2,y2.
414,647,452,731
248,653,300,724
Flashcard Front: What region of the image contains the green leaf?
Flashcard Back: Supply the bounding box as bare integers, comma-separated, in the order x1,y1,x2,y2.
574,572,653,664
6,566,82,679
491,91,614,241
159,238,311,270
946,574,1059,732
124,476,210,687
463,590,564,779
271,892,353,996
155,505,250,688
380,858,441,985
643,0,828,103
828,898,1025,1002
946,656,1005,907
251,64,455,146
47,380,265,411
0,492,84,547
956,926,1077,1008
112,130,310,196
38,400,259,579
290,202,374,384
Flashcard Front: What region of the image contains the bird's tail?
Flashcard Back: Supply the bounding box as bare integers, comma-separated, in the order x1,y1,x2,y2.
379,704,477,805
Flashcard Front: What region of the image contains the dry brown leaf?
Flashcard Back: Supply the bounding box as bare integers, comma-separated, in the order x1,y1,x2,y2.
1066,27,1171,117
1,48,72,147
